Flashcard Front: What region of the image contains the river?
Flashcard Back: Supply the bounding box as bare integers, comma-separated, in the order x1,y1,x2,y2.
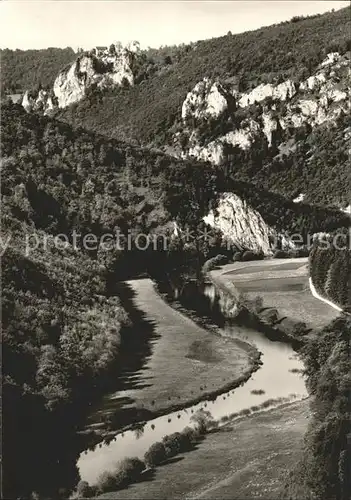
77,278,307,485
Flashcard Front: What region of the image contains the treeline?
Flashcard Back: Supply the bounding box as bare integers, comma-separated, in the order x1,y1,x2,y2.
284,316,351,500
0,47,77,93
59,7,350,146
309,243,351,309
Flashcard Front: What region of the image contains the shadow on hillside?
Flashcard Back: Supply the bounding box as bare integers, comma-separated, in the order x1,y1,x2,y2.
83,280,162,433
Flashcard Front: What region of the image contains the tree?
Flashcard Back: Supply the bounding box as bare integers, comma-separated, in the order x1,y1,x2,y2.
76,480,93,498
144,441,167,468
190,409,214,434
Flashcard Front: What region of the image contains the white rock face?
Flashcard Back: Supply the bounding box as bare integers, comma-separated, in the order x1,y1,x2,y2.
293,193,305,203
300,73,326,91
179,52,350,165
186,120,260,165
21,89,56,115
54,43,138,108
182,78,228,120
320,52,341,68
203,193,277,254
238,80,296,107
341,205,351,215
262,113,278,146
22,41,141,113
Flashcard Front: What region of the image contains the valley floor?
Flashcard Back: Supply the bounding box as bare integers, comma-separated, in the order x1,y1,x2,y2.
99,399,310,499
210,258,339,334
86,278,257,432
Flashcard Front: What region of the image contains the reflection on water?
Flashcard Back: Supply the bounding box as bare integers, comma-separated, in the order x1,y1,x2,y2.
78,281,307,485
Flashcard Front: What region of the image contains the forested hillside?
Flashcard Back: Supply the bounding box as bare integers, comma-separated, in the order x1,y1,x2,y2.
58,7,350,145
284,316,351,500
2,101,349,252
0,47,77,93
2,228,129,498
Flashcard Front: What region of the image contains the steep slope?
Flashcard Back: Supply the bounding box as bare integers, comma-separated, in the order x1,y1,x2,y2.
2,102,349,258
175,51,351,208
21,42,143,113
57,7,350,146
1,47,77,94
178,52,350,162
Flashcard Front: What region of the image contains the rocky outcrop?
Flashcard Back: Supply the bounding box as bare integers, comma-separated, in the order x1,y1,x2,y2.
186,119,260,163
179,52,350,165
22,89,57,115
203,193,291,254
293,193,305,203
182,78,229,121
238,80,296,107
22,41,141,113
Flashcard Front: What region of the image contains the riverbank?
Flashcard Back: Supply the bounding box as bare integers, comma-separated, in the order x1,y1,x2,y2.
98,398,310,499
78,273,306,487
84,278,261,439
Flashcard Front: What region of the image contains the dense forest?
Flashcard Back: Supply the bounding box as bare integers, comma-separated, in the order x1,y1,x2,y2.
2,101,349,249
2,228,130,497
309,244,351,310
284,316,351,500
0,47,77,94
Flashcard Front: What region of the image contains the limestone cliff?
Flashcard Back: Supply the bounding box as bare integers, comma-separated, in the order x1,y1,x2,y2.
179,52,350,165
22,41,141,113
203,193,292,254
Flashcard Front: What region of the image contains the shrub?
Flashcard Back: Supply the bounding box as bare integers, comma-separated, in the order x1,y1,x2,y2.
162,432,183,457
251,389,265,395
273,249,289,258
289,246,309,258
114,457,145,487
96,471,117,493
190,409,214,434
144,441,167,468
241,250,264,261
76,480,93,498
202,254,229,272
260,308,279,325
292,321,309,336
182,425,200,443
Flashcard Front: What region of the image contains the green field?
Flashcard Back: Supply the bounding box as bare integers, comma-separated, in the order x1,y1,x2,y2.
100,399,309,499
212,259,339,332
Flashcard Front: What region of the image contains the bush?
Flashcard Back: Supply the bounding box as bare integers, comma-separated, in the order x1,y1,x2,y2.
96,471,118,493
289,246,310,258
182,425,200,443
260,308,279,325
162,432,183,458
114,457,145,487
190,409,214,434
292,321,309,337
242,250,264,261
144,441,167,468
273,249,289,258
202,254,229,272
76,480,93,498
